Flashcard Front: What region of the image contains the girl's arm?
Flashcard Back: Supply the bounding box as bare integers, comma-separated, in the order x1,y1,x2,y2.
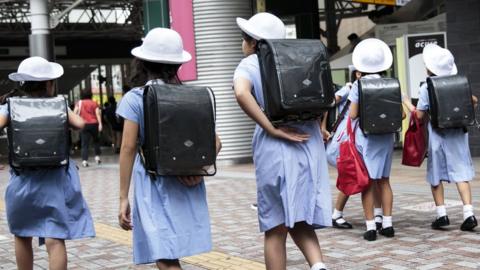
118,119,138,231
68,109,85,130
349,102,359,119
319,112,330,141
215,133,222,156
96,107,103,132
233,77,309,142
402,94,426,120
0,115,8,129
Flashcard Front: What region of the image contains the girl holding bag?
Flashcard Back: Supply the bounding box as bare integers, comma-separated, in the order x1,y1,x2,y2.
347,38,396,241
403,44,477,231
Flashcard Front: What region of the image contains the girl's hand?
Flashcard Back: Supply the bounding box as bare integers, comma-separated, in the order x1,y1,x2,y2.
118,198,132,231
321,128,331,142
98,123,103,132
177,176,203,187
269,126,310,143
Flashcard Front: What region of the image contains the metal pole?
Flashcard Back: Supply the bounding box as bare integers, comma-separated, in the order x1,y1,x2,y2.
325,0,339,54
29,0,54,60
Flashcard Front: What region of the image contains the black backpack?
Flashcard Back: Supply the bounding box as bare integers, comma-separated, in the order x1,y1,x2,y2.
142,83,217,176
427,74,475,129
7,96,69,171
358,77,402,135
257,39,335,124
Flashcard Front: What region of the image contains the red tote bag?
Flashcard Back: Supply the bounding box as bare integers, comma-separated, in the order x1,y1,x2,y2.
336,117,370,196
402,111,427,167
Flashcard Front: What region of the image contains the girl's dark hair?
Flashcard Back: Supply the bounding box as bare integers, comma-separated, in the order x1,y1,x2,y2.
360,71,387,77
241,31,258,51
129,58,181,86
0,81,49,104
80,90,92,99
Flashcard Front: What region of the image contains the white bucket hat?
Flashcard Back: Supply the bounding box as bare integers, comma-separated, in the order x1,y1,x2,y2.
131,28,192,64
352,38,393,73
9,56,64,82
236,12,286,40
422,44,457,76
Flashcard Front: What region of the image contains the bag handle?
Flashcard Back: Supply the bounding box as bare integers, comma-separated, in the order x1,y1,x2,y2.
346,117,356,144
331,100,351,133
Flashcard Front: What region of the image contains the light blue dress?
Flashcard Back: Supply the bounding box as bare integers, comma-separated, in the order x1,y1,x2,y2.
347,74,395,180
116,80,212,265
0,105,95,243
326,84,351,167
234,54,332,232
416,82,475,186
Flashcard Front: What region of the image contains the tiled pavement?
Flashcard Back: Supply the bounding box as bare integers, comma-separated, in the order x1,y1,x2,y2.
1,151,480,269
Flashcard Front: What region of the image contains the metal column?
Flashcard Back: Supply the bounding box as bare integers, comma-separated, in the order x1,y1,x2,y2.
143,0,170,33
29,0,54,60
325,0,339,54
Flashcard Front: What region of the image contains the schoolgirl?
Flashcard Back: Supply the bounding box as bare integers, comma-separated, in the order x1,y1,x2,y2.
403,44,477,231
0,56,95,269
117,28,222,269
233,13,331,270
347,38,396,241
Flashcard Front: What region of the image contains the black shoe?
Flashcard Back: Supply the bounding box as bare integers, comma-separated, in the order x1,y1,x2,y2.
431,215,450,230
332,217,353,229
379,226,395,237
375,215,382,231
461,216,478,231
363,230,377,241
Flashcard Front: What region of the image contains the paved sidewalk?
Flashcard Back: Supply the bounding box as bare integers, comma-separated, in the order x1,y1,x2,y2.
0,151,480,269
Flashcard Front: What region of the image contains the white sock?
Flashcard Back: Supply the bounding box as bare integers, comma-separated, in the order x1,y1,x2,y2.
332,209,343,220
463,204,474,220
311,262,326,270
436,205,447,218
382,216,392,228
374,208,383,223
366,220,376,231
95,155,101,161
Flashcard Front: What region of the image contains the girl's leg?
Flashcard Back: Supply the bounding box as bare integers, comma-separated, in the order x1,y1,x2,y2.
431,183,450,229
377,178,395,237
156,259,182,270
456,181,477,231
14,236,33,270
456,182,472,205
332,192,353,229
265,224,288,270
361,183,376,241
45,238,67,270
373,182,383,229
288,222,325,267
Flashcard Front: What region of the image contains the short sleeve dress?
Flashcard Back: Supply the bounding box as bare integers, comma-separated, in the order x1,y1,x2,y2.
416,81,475,186
116,80,212,264
233,54,332,232
0,104,95,244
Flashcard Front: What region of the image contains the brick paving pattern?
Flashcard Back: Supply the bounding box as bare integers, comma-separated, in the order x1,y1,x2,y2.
1,151,479,269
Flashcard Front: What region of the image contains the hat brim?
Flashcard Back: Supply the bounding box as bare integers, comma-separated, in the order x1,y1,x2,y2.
352,40,393,73
8,62,63,82
236,17,264,40
423,46,458,76
131,47,192,64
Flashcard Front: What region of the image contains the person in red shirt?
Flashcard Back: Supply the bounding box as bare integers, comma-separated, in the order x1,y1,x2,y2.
74,91,103,167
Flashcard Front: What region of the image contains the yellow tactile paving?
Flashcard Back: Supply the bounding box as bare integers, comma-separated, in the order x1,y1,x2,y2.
94,222,266,270
0,203,265,269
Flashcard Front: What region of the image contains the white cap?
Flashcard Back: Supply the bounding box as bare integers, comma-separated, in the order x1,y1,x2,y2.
352,38,393,73
236,12,286,40
9,56,64,82
131,28,192,64
422,43,458,76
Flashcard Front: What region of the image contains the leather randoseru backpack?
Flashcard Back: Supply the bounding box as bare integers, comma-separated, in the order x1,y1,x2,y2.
427,74,475,129
257,39,335,124
7,96,69,171
142,84,217,176
358,77,402,134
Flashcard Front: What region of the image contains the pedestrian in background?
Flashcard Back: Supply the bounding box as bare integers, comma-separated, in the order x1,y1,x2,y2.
233,13,331,270
75,90,103,167
0,56,95,270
